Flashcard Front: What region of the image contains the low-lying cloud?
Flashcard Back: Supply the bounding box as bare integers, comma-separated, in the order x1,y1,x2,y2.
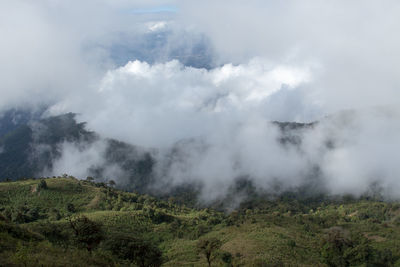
52,59,313,147
45,58,400,202
1,1,400,202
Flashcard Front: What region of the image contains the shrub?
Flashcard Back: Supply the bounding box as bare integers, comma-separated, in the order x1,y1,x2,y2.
287,239,296,248
320,228,395,267
103,234,163,267
69,215,104,252
37,180,48,191
320,227,352,267
197,237,222,267
67,203,76,213
221,251,233,266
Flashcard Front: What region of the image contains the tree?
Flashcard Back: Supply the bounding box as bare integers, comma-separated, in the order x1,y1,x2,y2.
221,251,233,266
26,207,40,221
108,180,116,187
104,234,163,267
320,228,395,267
320,227,352,267
197,237,222,267
37,180,47,191
86,176,95,182
66,203,76,213
69,215,104,252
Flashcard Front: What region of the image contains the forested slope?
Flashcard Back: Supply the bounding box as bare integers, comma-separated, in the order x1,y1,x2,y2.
1,177,399,266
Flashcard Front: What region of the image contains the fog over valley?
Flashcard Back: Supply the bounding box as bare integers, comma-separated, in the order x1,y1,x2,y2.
1,0,400,204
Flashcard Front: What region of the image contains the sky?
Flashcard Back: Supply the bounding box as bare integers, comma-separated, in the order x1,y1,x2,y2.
1,0,400,201
129,5,178,14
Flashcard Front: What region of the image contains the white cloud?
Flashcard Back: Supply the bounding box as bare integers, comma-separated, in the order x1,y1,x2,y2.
2,0,400,200
178,0,400,113
148,21,168,32
52,59,313,148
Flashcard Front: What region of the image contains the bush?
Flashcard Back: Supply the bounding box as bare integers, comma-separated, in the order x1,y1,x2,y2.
197,237,222,267
26,207,40,221
287,239,296,248
35,222,70,247
320,228,395,267
49,209,61,221
37,180,48,191
221,251,233,266
103,234,163,267
69,215,104,252
320,227,351,267
67,203,76,213
251,258,269,267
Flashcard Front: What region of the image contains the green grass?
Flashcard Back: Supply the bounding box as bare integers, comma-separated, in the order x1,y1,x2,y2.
0,178,98,212
1,177,400,266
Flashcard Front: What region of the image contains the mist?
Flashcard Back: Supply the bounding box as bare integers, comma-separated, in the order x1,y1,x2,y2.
1,1,400,202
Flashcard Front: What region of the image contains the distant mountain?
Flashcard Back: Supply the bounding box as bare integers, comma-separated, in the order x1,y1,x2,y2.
0,109,318,198
0,108,44,138
0,113,96,180
0,111,155,193
110,30,215,69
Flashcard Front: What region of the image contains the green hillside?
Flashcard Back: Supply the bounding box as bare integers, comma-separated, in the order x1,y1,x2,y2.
1,177,400,266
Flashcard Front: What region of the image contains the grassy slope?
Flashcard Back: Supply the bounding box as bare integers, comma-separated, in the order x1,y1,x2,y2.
1,178,400,266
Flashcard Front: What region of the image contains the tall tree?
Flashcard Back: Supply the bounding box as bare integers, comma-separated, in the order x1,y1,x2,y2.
197,237,222,267
104,234,163,267
69,215,104,252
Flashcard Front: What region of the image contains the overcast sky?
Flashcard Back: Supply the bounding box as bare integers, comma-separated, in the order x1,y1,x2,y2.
1,0,399,116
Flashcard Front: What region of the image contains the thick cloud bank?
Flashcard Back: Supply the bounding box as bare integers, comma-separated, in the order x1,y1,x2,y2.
53,59,313,147
1,1,400,201
179,0,400,113
46,59,400,201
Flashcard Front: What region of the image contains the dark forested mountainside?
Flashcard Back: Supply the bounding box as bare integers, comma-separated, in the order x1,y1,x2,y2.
0,111,156,193
90,139,155,193
0,110,399,266
0,110,318,198
0,113,96,181
0,108,44,138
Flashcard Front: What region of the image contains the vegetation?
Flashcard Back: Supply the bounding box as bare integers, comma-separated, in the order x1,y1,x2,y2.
69,215,104,252
197,237,222,266
0,113,96,181
0,113,155,195
104,234,163,267
1,177,400,266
